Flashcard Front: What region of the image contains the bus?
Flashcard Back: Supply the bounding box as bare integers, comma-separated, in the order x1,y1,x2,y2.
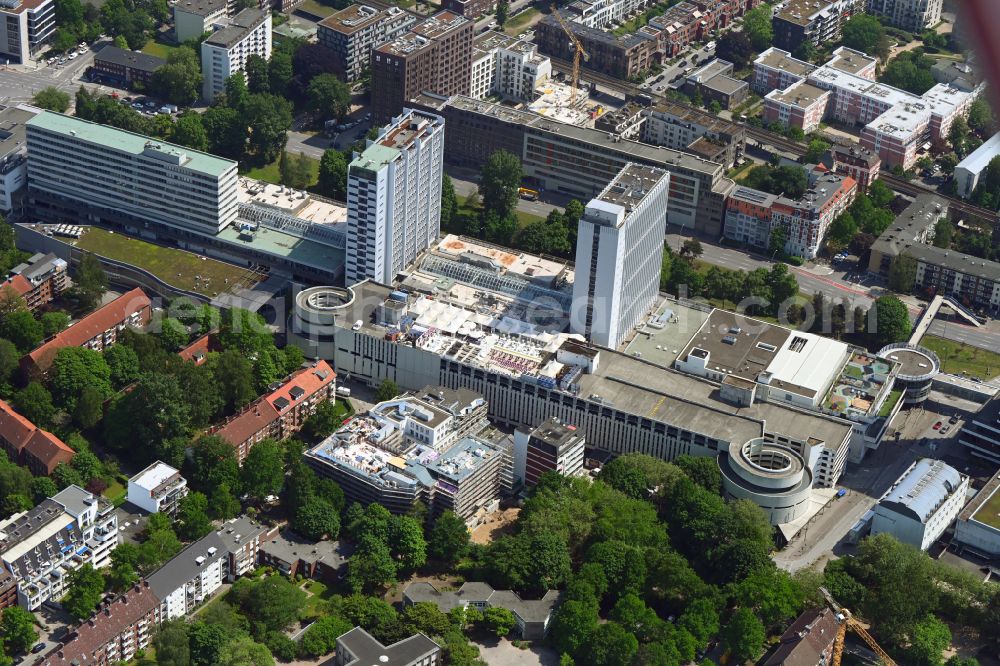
519,187,539,201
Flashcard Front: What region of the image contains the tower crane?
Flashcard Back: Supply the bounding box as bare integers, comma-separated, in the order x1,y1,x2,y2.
552,5,589,104
820,587,897,666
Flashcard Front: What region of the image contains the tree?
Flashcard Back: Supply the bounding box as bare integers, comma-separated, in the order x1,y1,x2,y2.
949,117,970,157
721,608,765,663
793,39,817,62
268,51,293,97
74,385,105,430
240,439,285,501
349,535,398,592
29,476,58,504
317,149,348,200
675,454,722,493
550,600,598,656
967,98,994,136
679,238,703,260
150,46,202,104
375,379,401,403
715,31,753,68
769,225,788,257
153,620,190,666
479,150,522,220
245,53,270,94
202,105,246,159
742,5,773,51
440,174,459,231
188,622,233,666
0,338,18,386
243,93,293,164
880,53,936,95
870,296,912,347
582,622,638,666
428,511,469,565
1,606,38,655
50,347,112,412
804,137,831,163
39,311,70,337
104,344,141,388
293,497,340,541
307,74,351,121
495,0,509,28
74,252,108,309
298,614,353,658
33,86,70,112
0,310,42,352
171,112,209,151
907,615,951,666
842,14,885,54
887,254,917,294
480,606,516,637
14,382,55,429
218,636,275,666
599,458,648,499
63,563,105,620
104,374,191,461
187,436,239,493
389,515,427,572
243,576,306,633
177,491,213,541
210,483,241,521
933,217,953,248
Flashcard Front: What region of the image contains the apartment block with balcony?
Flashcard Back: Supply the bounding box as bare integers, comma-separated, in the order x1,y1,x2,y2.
1,252,68,311
441,0,493,18
213,360,336,462
127,462,188,517
21,287,152,377
0,0,55,64
470,32,551,104
513,417,586,487
866,0,942,33
772,0,864,52
201,8,272,100
173,0,227,43
640,100,746,168
0,485,117,610
317,4,416,82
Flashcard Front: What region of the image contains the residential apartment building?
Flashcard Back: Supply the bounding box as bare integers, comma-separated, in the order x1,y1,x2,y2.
640,100,746,168
214,360,336,462
571,164,670,349
370,11,473,122
258,532,353,582
173,0,227,43
534,16,657,80
953,131,1000,198
22,287,152,376
317,4,416,82
441,0,494,19
826,144,881,191
682,58,750,109
25,112,239,236
513,417,586,487
334,628,441,666
564,0,652,28
0,398,74,476
345,109,445,285
872,458,969,550
410,94,731,235
290,281,854,492
42,583,161,666
866,0,942,32
763,609,839,666
0,485,117,610
1,252,68,311
201,9,272,100
723,165,857,258
404,582,561,640
0,104,37,214
0,569,16,611
92,47,166,89
470,32,551,104
147,517,267,620
0,0,55,64
756,47,977,169
772,0,864,52
127,462,188,517
866,193,947,275
305,386,511,520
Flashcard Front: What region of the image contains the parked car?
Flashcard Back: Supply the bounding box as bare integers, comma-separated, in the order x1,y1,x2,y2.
940,426,950,435
32,643,47,654
949,415,959,424
933,421,943,430
68,52,77,60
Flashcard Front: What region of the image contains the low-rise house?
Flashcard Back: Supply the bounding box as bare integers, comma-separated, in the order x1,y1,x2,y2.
763,607,839,666
258,530,354,582
403,582,560,640
213,360,336,462
334,627,441,666
0,398,74,476
22,287,152,377
127,461,188,516
177,333,216,365
92,47,166,89
1,252,68,311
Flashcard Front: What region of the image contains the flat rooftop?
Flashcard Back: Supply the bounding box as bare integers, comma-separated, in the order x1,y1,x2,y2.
173,0,225,16
775,0,839,26
593,163,668,212
411,10,466,39
216,224,345,274
319,4,406,34
962,468,1000,530
0,104,37,160
767,81,829,108
755,47,816,79
622,297,713,361
879,345,939,378
204,8,269,49
827,47,877,76
26,112,235,178
130,461,182,492
237,177,347,225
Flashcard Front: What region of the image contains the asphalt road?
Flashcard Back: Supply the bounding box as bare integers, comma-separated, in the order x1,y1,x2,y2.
927,318,1000,352
445,165,565,220
0,43,101,106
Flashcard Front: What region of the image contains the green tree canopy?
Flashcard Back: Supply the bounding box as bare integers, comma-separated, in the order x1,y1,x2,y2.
150,46,202,104
63,563,106,620
307,74,352,121
0,606,38,654
33,87,71,112
479,150,522,220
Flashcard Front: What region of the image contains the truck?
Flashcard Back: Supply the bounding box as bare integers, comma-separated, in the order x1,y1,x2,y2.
336,386,352,397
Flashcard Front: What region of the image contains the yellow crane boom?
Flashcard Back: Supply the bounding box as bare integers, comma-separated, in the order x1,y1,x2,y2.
552,5,589,103
820,587,897,666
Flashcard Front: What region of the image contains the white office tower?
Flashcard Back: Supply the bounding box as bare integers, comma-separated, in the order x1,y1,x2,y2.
571,163,670,349
345,109,445,285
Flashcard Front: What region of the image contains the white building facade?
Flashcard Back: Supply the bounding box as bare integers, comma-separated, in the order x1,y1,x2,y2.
0,0,55,64
571,163,670,349
865,0,942,32
201,8,272,100
872,459,969,550
127,461,188,516
953,131,1000,198
345,109,445,285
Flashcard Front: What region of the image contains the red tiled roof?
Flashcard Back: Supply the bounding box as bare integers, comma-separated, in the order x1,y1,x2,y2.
763,608,839,666
24,430,75,473
215,399,282,448
177,334,215,365
25,288,151,372
44,583,161,666
265,360,336,413
2,275,33,297
0,399,37,451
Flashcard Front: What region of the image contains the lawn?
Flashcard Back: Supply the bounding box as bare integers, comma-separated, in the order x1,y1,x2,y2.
102,481,127,506
456,195,546,229
974,478,1000,530
504,7,540,35
295,0,338,17
141,39,180,60
301,579,333,619
74,227,261,297
243,153,321,188
878,388,903,418
920,335,1000,381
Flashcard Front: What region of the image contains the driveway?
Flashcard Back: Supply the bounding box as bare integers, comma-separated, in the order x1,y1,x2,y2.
474,638,560,666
